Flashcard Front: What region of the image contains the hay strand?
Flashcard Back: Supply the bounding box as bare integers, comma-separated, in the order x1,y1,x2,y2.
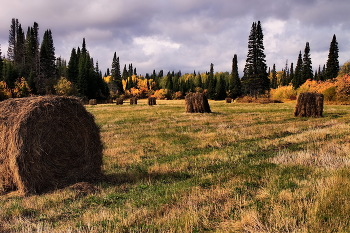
0,96,103,195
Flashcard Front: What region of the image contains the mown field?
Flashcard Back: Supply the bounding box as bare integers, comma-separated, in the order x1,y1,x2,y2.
1,99,350,232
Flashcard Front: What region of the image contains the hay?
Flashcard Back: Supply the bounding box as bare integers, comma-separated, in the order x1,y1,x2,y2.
130,97,138,105
0,96,103,195
185,92,211,113
89,99,97,105
294,92,324,117
148,97,157,106
116,98,124,105
225,98,232,103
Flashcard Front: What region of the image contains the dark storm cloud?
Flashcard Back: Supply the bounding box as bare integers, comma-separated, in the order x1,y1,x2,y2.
1,0,349,75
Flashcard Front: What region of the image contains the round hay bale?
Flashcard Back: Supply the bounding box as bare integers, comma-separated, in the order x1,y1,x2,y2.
294,92,324,117
0,96,103,195
225,98,232,103
148,97,156,106
89,99,97,105
130,97,138,105
116,98,124,105
185,92,211,113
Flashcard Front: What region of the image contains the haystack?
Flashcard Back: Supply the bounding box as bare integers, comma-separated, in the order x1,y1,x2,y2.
116,98,124,105
89,99,97,105
148,97,157,106
294,92,324,117
130,97,138,105
185,92,211,113
0,96,103,195
225,98,232,103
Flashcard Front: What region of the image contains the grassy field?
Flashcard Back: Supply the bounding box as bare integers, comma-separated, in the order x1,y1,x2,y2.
1,99,350,232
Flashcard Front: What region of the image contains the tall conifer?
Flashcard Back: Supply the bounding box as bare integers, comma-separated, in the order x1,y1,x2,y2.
302,42,313,82
325,34,339,79
228,54,242,98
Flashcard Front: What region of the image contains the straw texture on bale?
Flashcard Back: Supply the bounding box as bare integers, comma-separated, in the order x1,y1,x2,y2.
294,92,324,117
130,97,138,105
116,98,124,105
148,97,157,105
185,92,211,113
89,99,97,105
0,96,103,195
225,98,232,103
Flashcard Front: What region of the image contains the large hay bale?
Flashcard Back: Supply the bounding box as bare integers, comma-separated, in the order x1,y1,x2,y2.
116,98,124,105
225,98,232,103
294,92,324,117
130,97,138,105
148,97,156,106
185,92,211,113
89,99,97,105
0,96,103,195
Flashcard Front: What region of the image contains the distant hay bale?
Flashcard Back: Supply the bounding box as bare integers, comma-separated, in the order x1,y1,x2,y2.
116,98,124,105
148,97,156,106
0,96,103,195
225,98,232,103
89,99,97,105
294,92,324,117
185,92,211,113
130,97,138,105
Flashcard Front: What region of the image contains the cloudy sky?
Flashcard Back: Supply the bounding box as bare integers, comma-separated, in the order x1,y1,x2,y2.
1,0,350,76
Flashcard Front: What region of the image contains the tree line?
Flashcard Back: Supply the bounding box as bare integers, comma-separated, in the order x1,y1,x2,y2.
0,19,341,101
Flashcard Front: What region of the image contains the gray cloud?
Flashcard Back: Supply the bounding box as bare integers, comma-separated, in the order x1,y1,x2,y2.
1,0,349,76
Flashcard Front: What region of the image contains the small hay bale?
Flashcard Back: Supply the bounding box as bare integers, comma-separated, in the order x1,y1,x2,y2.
116,98,124,105
225,98,232,103
0,96,103,195
294,92,324,117
185,92,211,113
89,99,97,105
130,97,138,105
148,97,157,106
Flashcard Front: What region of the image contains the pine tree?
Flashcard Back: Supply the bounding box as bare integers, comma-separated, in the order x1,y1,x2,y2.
228,54,242,99
302,42,313,82
242,21,269,96
7,18,17,61
0,45,3,80
215,73,226,100
111,52,123,94
40,29,56,79
325,34,339,80
14,23,25,75
292,51,303,89
289,62,294,85
67,48,79,83
270,64,277,89
207,63,216,99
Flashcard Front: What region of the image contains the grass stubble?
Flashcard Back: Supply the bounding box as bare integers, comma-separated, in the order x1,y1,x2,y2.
1,99,350,232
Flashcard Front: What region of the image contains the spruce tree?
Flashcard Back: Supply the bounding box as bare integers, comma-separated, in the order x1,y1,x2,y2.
242,21,269,96
215,73,226,100
270,64,277,89
67,48,79,83
302,42,313,82
40,29,56,79
292,51,303,89
111,52,123,94
325,34,339,80
207,63,216,99
228,54,242,99
7,18,17,61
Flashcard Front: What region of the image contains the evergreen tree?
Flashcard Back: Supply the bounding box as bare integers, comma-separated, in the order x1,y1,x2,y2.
122,64,128,80
14,23,25,76
228,54,242,99
289,62,294,85
270,64,277,89
302,42,313,82
67,48,79,83
325,34,339,80
215,73,226,100
7,18,17,61
207,63,216,99
242,21,269,96
111,52,123,93
0,45,3,80
24,22,40,77
292,51,303,89
40,29,56,80
56,56,67,78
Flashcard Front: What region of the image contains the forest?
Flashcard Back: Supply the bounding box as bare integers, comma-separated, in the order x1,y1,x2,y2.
0,18,348,103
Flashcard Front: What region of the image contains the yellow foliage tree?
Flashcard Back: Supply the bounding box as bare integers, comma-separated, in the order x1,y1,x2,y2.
54,77,78,96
